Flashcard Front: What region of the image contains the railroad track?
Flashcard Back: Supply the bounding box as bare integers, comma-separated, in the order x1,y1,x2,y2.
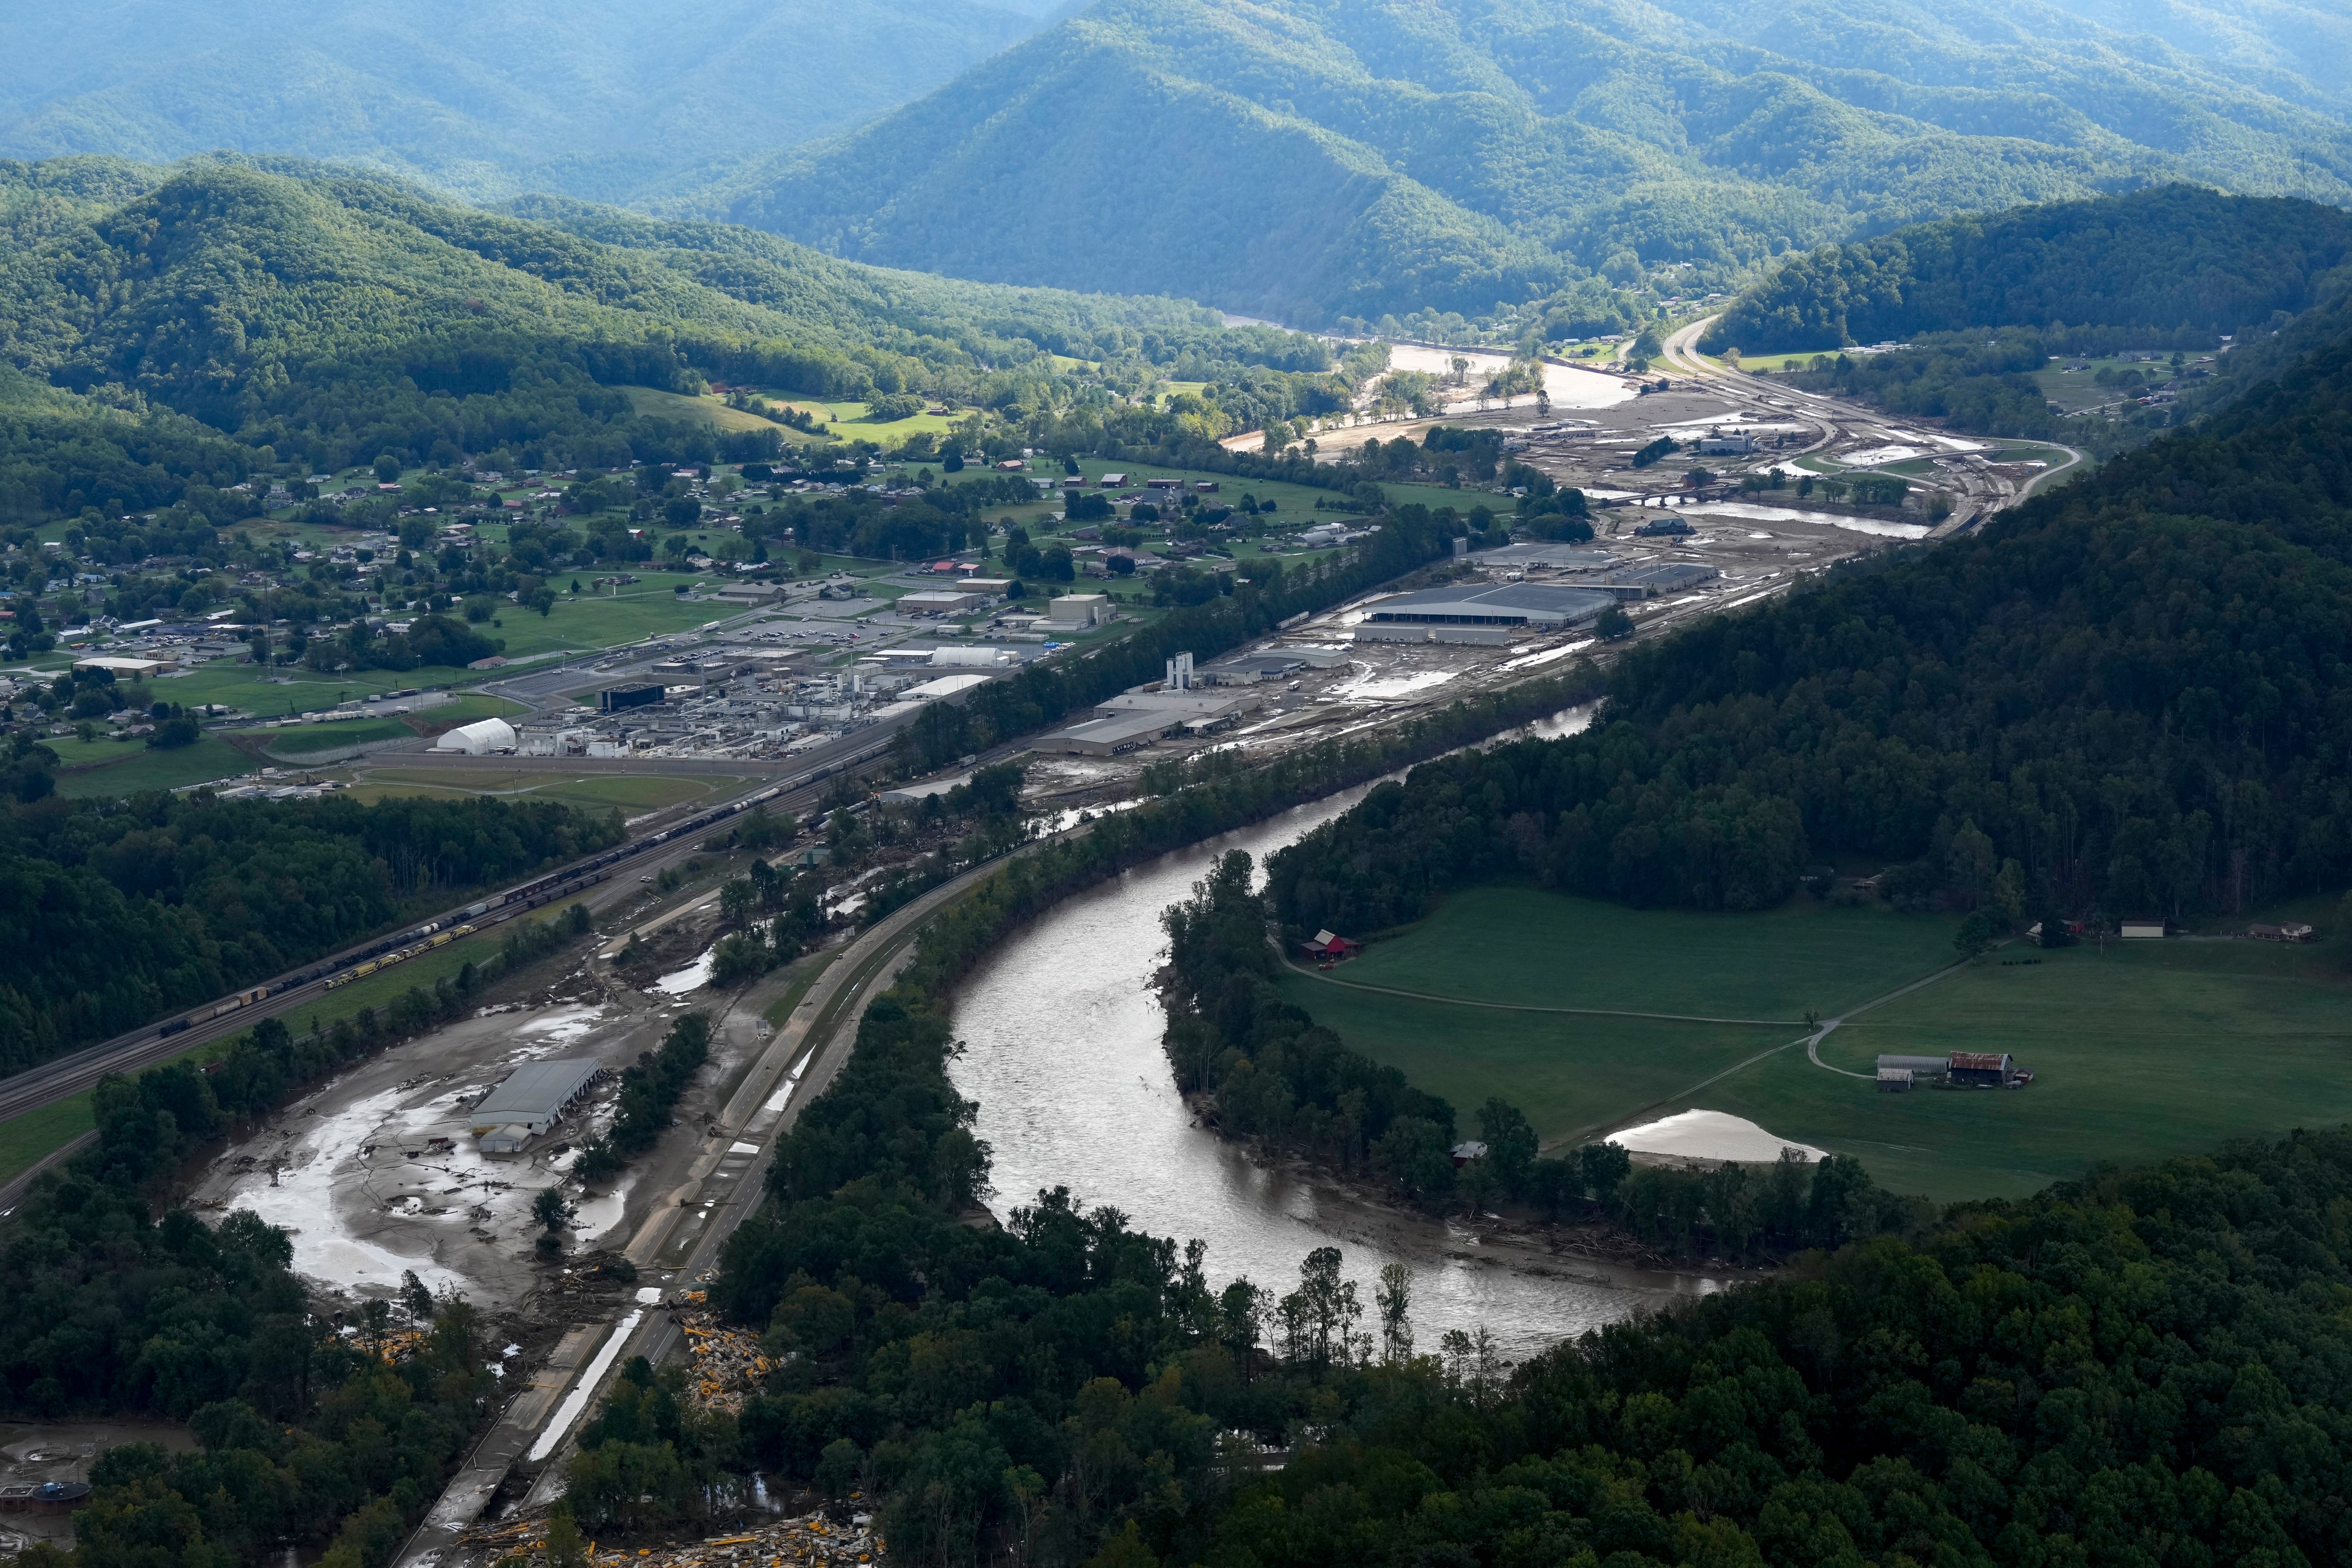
0,733,912,1134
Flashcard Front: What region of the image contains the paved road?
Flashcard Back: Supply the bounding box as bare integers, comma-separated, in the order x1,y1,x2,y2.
1659,317,2086,534
393,828,1068,1566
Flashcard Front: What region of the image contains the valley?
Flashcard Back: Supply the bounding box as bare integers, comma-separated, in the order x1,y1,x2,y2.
3,7,2352,1568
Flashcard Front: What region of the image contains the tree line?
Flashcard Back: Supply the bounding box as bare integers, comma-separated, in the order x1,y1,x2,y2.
1704,185,2352,356
1265,319,2352,935
0,789,621,1078
0,902,597,1568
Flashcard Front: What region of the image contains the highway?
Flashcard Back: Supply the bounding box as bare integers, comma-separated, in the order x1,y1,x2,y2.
392,816,1075,1566
1657,317,2085,532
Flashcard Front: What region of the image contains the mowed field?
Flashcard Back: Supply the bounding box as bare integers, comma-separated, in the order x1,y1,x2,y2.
1267,885,2352,1202
347,766,734,817
1715,937,2352,1201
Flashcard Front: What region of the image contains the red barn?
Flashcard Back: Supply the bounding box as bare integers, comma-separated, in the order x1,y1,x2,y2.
1300,929,1361,960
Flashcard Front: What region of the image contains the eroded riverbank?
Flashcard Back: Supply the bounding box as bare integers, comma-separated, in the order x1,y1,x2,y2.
949,718,1736,1364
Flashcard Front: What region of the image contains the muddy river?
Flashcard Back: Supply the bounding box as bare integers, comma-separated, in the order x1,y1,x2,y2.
949,709,1731,1364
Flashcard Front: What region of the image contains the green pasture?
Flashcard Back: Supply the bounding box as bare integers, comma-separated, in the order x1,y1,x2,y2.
0,1093,95,1189
620,385,797,437
151,663,479,717
54,734,252,797
1329,886,1956,1020
759,395,973,443
1709,936,2352,1201
1286,883,2352,1202
349,766,731,816
1732,349,1846,373
264,716,414,755
1275,977,1796,1151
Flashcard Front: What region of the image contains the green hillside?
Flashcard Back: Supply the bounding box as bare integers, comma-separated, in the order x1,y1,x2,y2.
1703,186,2352,353
0,156,1350,518
0,0,1043,205
711,0,2352,325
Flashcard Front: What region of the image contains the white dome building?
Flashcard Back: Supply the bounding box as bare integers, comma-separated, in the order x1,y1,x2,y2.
433,716,517,755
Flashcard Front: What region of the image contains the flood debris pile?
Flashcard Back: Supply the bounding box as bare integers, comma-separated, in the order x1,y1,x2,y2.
673,1295,772,1413
460,1508,883,1566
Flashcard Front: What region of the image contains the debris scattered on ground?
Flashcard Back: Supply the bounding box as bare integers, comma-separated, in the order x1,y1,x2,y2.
672,1296,771,1414
459,1507,884,1566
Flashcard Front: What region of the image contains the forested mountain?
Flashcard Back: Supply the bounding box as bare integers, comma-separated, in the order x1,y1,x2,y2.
0,156,1361,504
1269,309,2352,932
1703,186,2352,353
711,0,2352,325
0,0,1042,206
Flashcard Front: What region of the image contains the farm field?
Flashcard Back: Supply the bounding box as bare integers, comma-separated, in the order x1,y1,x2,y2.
1270,977,1795,1150
1285,884,2352,1202
1326,886,1957,1019
152,662,484,718
620,385,797,437
263,716,414,755
348,767,734,816
53,734,252,797
469,573,730,660
0,1093,94,1186
1708,936,2352,1201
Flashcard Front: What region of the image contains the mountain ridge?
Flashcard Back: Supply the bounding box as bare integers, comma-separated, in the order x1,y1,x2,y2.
705,0,2352,324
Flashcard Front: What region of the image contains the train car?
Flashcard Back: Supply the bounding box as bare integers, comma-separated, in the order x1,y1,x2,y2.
452,924,477,938
159,1018,192,1038
429,931,454,950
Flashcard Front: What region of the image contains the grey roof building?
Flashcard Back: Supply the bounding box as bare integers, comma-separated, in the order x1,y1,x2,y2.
1590,562,1721,601
470,1058,605,1141
1041,711,1181,756
1365,582,1618,627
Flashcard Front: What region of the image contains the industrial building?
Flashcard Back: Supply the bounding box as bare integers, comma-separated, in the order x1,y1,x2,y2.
470,1058,605,1152
599,684,664,713
1041,711,1180,755
434,716,518,755
1468,543,1622,573
1590,562,1721,601
900,589,988,616
1093,689,1264,727
1363,582,1617,628
1048,594,1113,628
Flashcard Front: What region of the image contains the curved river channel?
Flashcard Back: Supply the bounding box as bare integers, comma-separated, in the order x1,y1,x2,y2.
949,709,1732,1364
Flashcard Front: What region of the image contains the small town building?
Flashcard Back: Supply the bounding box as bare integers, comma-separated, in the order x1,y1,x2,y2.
1876,1054,1951,1081
2249,922,2317,942
2120,919,2168,940
72,654,170,677
1877,1067,1913,1093
1450,1140,1489,1167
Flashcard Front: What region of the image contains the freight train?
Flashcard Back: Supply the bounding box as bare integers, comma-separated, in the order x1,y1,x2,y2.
156,769,845,1035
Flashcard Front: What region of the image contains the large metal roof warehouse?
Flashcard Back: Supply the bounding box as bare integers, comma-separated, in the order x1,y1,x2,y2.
470,1058,603,1143
1365,582,1618,627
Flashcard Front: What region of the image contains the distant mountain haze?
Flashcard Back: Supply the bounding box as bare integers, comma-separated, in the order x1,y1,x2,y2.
707,0,2352,324
0,0,1044,204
